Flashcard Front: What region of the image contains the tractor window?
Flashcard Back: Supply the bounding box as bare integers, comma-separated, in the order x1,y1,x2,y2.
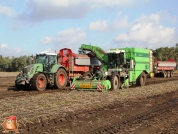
49,55,56,64
36,55,47,64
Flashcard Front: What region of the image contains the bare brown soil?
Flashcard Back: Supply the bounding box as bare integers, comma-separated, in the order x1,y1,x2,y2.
0,72,178,134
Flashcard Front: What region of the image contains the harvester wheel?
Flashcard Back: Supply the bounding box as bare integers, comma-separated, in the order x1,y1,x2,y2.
170,71,173,77
137,72,146,86
83,71,92,79
54,68,68,89
110,73,120,90
31,73,47,91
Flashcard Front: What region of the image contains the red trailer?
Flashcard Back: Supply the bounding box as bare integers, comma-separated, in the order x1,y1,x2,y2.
154,59,176,77
58,48,100,80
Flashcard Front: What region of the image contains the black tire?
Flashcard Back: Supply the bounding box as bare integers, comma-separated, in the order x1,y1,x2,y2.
110,73,120,90
170,71,173,77
54,68,68,89
31,73,47,91
137,72,146,86
83,71,92,78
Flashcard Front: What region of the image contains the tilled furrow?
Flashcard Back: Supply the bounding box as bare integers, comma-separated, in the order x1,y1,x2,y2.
92,100,178,134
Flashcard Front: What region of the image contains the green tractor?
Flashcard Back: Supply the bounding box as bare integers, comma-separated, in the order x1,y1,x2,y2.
15,51,68,91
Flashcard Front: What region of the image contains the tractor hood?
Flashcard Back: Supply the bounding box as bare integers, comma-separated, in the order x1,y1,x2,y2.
15,63,44,85
23,63,44,79
23,64,34,75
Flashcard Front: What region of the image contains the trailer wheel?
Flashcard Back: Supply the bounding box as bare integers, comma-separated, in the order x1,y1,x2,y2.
170,71,173,77
31,73,47,91
110,73,120,90
54,68,68,89
137,72,146,86
167,71,170,78
162,71,167,78
83,71,92,78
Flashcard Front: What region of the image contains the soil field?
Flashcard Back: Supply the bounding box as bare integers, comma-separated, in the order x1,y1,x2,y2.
0,72,178,134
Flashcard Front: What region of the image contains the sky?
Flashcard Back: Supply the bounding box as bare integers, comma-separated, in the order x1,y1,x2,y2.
0,0,178,57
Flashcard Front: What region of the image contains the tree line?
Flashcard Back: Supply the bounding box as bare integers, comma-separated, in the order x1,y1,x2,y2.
152,46,178,61
0,46,178,72
0,55,33,72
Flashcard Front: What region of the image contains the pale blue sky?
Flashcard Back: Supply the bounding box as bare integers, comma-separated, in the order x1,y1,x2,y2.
0,0,178,57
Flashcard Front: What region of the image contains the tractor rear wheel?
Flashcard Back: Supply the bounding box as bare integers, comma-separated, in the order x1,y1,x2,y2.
54,68,68,89
137,72,146,86
31,73,47,91
110,73,120,90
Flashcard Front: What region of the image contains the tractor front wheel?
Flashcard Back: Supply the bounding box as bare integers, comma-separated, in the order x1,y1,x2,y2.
31,73,47,91
110,73,120,91
54,68,68,89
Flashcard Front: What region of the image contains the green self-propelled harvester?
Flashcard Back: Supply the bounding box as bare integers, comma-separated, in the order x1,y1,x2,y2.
71,44,153,91
15,51,68,91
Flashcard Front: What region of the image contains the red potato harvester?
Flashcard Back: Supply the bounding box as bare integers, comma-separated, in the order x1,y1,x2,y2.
58,48,101,80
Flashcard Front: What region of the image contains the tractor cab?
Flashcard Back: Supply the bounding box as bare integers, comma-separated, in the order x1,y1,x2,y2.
36,51,57,72
107,48,126,71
